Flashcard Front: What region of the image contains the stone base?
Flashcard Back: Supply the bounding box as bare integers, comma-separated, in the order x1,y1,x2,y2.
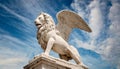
24,53,87,69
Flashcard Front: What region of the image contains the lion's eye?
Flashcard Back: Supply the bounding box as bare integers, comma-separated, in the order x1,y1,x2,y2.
39,17,41,20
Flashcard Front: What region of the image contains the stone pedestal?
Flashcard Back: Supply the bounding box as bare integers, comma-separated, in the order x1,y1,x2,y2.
24,53,86,69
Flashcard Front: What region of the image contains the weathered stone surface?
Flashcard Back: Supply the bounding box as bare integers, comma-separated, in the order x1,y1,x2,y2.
24,53,87,69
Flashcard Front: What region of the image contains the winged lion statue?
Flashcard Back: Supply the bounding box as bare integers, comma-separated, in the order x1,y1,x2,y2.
34,10,92,68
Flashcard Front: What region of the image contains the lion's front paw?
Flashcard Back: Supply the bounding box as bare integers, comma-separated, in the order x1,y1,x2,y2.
44,52,49,56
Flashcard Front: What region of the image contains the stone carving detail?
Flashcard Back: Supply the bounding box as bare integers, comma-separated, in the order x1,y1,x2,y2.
34,10,92,68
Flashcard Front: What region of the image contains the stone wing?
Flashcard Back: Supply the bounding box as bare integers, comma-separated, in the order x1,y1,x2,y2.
56,10,92,41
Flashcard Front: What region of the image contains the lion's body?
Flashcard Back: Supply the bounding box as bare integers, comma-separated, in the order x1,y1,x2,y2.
35,13,80,61
37,24,72,60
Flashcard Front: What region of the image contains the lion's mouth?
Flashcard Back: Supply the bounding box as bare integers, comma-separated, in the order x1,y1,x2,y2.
36,23,41,26
36,24,43,30
35,21,42,27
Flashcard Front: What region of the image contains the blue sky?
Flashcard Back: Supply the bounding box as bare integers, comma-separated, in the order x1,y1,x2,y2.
0,0,120,69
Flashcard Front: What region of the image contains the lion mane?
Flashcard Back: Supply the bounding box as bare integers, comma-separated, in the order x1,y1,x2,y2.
36,13,55,50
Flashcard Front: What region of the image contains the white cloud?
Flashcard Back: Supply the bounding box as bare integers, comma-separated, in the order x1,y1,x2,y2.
109,2,120,36
0,46,29,69
88,0,104,41
71,0,88,18
71,0,120,67
0,34,31,51
95,0,120,66
101,0,120,65
75,38,96,50
71,0,103,50
0,57,27,65
0,33,42,69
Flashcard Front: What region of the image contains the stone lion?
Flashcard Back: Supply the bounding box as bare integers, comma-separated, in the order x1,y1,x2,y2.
34,10,92,68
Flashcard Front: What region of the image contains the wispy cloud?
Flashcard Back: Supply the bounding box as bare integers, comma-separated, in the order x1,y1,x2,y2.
100,0,120,65
71,0,103,51
95,0,120,67
88,0,104,41
0,3,31,24
0,47,28,69
71,0,120,68
0,30,42,69
71,0,89,19
20,0,57,17
0,3,36,37
0,0,57,68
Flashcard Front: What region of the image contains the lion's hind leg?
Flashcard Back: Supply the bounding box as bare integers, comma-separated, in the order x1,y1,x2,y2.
70,45,81,59
70,45,88,69
68,45,82,64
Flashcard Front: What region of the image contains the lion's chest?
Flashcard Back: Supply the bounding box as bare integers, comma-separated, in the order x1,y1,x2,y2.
40,30,56,42
46,30,56,39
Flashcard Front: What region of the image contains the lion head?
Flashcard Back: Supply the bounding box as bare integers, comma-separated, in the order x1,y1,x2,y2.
35,12,55,31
